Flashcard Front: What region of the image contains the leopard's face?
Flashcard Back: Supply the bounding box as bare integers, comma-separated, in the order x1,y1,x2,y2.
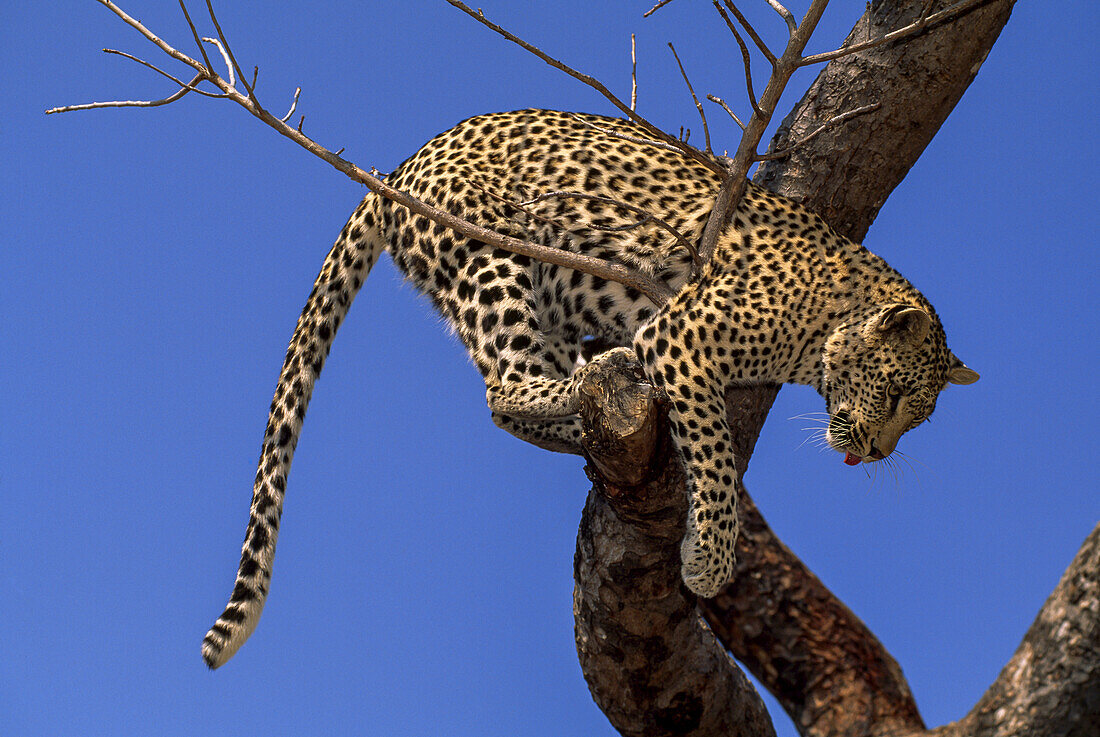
821,305,979,463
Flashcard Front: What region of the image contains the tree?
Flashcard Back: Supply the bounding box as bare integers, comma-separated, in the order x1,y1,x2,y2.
45,1,1098,736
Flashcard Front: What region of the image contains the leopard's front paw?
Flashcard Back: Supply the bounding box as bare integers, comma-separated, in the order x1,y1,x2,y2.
679,530,734,599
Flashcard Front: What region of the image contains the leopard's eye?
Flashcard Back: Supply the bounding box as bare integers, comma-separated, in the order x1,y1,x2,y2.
886,383,903,412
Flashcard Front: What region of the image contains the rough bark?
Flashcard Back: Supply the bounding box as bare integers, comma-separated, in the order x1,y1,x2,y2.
926,523,1100,737
695,2,1023,735
756,0,1019,243
572,1,1098,736
574,366,777,737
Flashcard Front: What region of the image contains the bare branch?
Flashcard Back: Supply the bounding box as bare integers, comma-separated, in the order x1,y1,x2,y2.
630,34,637,112
707,94,746,130
574,367,779,737
643,0,678,17
53,0,677,306
92,0,207,77
800,0,995,65
280,87,301,123
694,0,831,270
178,0,215,79
712,1,763,116
102,49,227,98
754,102,880,161
443,0,725,177
721,0,777,66
45,72,203,114
201,36,234,86
766,0,798,35
667,43,711,154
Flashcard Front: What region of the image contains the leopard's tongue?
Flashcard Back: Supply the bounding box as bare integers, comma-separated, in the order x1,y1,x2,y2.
843,452,862,466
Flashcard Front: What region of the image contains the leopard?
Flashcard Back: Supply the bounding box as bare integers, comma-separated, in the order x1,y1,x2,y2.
201,109,979,668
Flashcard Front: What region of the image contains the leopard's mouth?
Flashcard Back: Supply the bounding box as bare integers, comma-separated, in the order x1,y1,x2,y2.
827,409,880,464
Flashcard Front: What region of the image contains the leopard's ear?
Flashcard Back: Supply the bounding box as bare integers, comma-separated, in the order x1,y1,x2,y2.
873,305,931,347
947,353,980,385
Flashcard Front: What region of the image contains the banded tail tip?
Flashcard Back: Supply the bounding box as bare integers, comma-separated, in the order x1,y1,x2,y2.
202,603,259,669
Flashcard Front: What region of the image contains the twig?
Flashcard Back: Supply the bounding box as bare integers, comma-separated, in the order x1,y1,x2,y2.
201,36,234,86
570,115,686,155
721,0,776,66
203,0,255,103
45,72,203,114
178,0,215,78
472,182,700,272
443,0,725,177
712,1,762,116
754,102,880,161
643,0,678,17
281,87,301,123
521,191,700,269
470,181,562,231
706,94,745,130
630,34,637,112
102,49,227,98
667,43,711,154
800,0,995,66
765,0,798,35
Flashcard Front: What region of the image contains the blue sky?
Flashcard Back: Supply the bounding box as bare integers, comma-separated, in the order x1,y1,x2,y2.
4,2,1097,735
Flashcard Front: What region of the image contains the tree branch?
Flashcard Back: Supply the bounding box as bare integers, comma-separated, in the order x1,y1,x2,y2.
752,102,880,162
940,523,1100,737
573,362,778,737
568,3,1094,737
799,0,997,66
712,1,763,117
693,0,830,271
630,34,637,112
697,4,1036,737
720,0,777,66
50,0,676,306
45,72,203,113
706,94,746,131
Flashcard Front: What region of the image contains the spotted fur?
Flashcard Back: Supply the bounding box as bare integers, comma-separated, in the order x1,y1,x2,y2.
202,109,978,668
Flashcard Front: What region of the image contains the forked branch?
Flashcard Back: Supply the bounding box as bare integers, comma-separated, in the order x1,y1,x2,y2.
692,0,993,275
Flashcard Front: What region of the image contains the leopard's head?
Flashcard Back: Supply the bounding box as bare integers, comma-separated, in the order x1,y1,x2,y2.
821,304,979,464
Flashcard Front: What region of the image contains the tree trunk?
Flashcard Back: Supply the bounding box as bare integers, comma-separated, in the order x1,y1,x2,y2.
574,1,1098,736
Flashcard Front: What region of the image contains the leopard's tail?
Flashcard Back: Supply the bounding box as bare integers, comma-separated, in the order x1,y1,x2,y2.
202,196,384,669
